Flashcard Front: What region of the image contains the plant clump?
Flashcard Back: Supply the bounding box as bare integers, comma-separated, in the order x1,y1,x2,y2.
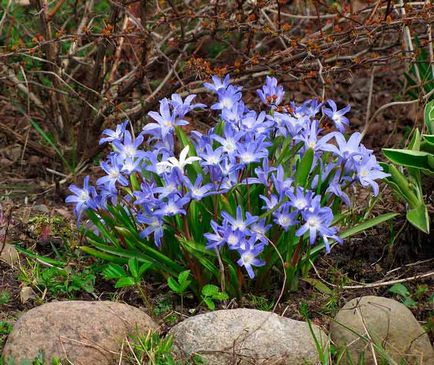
66,75,391,297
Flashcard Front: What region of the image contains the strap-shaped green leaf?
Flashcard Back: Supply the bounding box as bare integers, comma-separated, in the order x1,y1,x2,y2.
406,204,430,234
295,148,314,187
424,100,434,134
383,149,434,174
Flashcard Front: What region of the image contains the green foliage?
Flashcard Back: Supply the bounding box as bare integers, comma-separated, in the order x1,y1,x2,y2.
388,283,417,308
0,291,11,306
167,270,191,295
388,283,432,310
200,284,228,310
17,257,97,298
404,38,434,101
382,117,433,234
125,330,202,365
102,258,152,289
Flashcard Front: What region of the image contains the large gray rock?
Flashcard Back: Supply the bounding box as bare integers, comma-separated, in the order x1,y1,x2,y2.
2,301,158,364
330,296,434,365
168,308,327,364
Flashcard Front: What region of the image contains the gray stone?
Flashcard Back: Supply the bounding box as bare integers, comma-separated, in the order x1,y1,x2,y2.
168,308,327,364
2,300,158,364
330,296,434,365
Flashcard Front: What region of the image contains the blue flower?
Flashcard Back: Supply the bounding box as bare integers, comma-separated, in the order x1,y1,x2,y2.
170,93,206,117
273,203,298,231
257,76,285,107
355,155,389,196
96,154,129,190
296,205,335,245
144,98,188,138
211,123,243,155
205,220,225,249
137,214,164,247
323,100,351,133
211,85,242,111
236,239,265,279
287,187,314,211
65,176,97,222
204,74,233,93
99,121,128,145
235,135,269,165
183,174,214,200
221,206,258,233
153,195,190,217
112,131,146,161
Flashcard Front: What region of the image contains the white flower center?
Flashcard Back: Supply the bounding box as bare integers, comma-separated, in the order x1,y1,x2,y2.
359,168,368,177
79,191,90,203
164,202,178,215
222,97,233,109
240,152,255,163
308,141,316,149
109,170,120,179
227,234,238,246
307,216,320,229
294,198,307,210
278,215,290,227
124,145,136,158
241,252,255,265
232,220,245,231
207,156,219,165
223,139,236,153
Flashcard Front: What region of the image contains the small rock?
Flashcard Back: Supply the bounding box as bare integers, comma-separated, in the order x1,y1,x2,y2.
2,301,158,364
0,243,19,266
330,296,434,365
19,286,35,304
32,204,50,214
168,308,327,364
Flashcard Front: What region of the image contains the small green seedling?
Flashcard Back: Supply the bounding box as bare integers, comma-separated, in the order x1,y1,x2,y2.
103,258,152,308
200,284,228,310
102,258,152,288
167,270,191,311
388,283,417,308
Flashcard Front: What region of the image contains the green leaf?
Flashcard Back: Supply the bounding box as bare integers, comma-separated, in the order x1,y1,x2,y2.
408,129,421,151
389,283,410,298
213,292,229,301
30,119,73,171
402,297,417,308
115,276,136,288
302,277,333,294
128,258,139,279
407,204,430,234
383,149,434,174
178,270,191,285
203,297,216,310
424,100,434,134
340,213,399,240
305,213,398,259
102,264,127,280
295,148,314,187
167,277,181,293
383,164,421,208
201,284,219,297
138,262,152,277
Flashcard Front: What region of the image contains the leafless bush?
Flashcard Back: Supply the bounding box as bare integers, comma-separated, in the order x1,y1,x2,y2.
0,0,433,170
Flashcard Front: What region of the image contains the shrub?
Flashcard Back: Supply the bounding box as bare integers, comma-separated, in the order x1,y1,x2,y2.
67,75,395,298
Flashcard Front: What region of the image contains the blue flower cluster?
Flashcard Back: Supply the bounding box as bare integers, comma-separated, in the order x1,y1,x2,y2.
66,75,388,279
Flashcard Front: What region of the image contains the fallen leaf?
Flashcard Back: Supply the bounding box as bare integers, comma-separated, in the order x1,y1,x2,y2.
0,243,19,266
